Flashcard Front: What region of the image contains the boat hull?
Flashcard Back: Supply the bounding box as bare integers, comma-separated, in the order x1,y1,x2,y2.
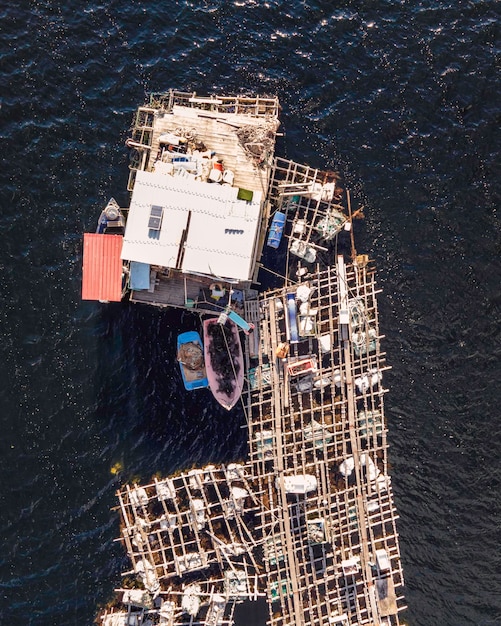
177,331,208,391
96,198,125,235
203,318,244,410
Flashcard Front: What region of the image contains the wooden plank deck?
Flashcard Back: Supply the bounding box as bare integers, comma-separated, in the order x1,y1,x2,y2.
150,108,275,195
130,271,200,308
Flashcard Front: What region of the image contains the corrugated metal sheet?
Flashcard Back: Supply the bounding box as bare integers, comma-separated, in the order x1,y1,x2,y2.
120,170,262,280
82,234,123,302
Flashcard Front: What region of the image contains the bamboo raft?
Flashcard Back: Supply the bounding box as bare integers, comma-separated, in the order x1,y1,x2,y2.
95,92,406,626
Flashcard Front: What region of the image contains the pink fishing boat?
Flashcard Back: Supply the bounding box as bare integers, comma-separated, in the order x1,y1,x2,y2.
203,318,244,411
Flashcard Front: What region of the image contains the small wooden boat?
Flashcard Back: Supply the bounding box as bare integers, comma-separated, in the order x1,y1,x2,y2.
177,331,208,391
203,318,244,410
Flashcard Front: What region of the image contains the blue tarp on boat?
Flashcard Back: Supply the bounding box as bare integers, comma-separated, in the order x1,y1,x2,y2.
267,211,286,249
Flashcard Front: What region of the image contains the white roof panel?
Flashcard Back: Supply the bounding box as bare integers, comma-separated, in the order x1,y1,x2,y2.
121,170,262,281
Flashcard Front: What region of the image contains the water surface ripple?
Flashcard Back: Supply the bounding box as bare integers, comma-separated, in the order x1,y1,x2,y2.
0,1,499,625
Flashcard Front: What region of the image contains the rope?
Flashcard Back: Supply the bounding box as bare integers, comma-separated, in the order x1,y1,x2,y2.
260,263,297,287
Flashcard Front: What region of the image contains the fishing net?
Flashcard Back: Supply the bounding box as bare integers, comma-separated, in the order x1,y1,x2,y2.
178,342,204,371
236,120,280,166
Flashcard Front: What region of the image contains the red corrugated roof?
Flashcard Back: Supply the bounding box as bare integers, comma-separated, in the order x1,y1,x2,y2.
82,234,124,302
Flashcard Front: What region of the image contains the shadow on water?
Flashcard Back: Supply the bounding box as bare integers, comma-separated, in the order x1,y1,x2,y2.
93,304,249,482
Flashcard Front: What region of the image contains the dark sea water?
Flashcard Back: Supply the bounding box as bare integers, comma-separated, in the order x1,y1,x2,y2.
1,1,500,625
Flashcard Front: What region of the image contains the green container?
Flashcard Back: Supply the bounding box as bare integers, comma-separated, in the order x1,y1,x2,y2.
237,188,254,202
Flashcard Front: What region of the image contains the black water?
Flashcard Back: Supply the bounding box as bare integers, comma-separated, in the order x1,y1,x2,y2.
1,2,500,625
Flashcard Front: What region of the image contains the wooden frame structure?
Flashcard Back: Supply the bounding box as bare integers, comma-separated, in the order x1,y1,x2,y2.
101,463,265,625
244,256,406,626
96,92,406,626
99,255,406,626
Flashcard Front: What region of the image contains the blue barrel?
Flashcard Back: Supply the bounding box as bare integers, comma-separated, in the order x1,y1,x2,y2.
267,211,286,249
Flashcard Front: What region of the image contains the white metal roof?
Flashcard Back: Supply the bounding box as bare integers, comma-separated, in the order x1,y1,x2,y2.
121,170,263,281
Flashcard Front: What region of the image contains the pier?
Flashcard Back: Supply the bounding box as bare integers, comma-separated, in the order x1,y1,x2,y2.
89,91,406,626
